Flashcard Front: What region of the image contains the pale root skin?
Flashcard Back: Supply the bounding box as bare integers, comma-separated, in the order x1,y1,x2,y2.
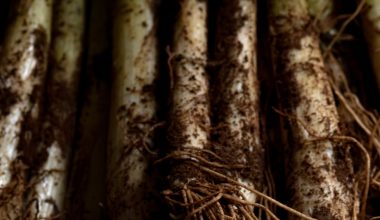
168,0,209,156
168,0,209,182
107,0,159,219
306,0,332,21
25,0,85,218
0,0,52,218
270,0,356,219
66,0,109,218
164,0,211,217
214,0,263,205
362,0,380,91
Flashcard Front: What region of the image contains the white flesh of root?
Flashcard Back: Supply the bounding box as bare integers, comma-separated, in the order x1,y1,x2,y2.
214,0,263,206
26,0,85,218
0,0,52,218
362,0,380,91
107,0,159,219
270,0,357,219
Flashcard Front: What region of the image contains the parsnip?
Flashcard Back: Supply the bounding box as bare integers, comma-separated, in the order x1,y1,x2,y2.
25,0,85,218
213,0,264,207
325,53,375,220
0,0,52,218
107,0,160,219
361,0,380,91
167,0,209,184
66,0,110,218
165,0,210,217
308,0,375,217
270,0,357,219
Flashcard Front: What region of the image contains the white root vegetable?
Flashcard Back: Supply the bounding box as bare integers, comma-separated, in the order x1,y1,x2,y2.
165,0,210,217
66,0,110,218
361,0,380,91
0,0,52,218
270,0,357,219
107,0,160,219
324,54,374,220
213,0,264,208
168,0,209,150
167,0,208,184
25,0,85,218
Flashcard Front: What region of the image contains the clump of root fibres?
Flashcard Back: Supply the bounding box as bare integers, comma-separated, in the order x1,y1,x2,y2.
158,147,316,220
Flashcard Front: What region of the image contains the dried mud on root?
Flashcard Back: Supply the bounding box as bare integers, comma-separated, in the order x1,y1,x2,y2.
0,160,26,219
159,148,316,220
